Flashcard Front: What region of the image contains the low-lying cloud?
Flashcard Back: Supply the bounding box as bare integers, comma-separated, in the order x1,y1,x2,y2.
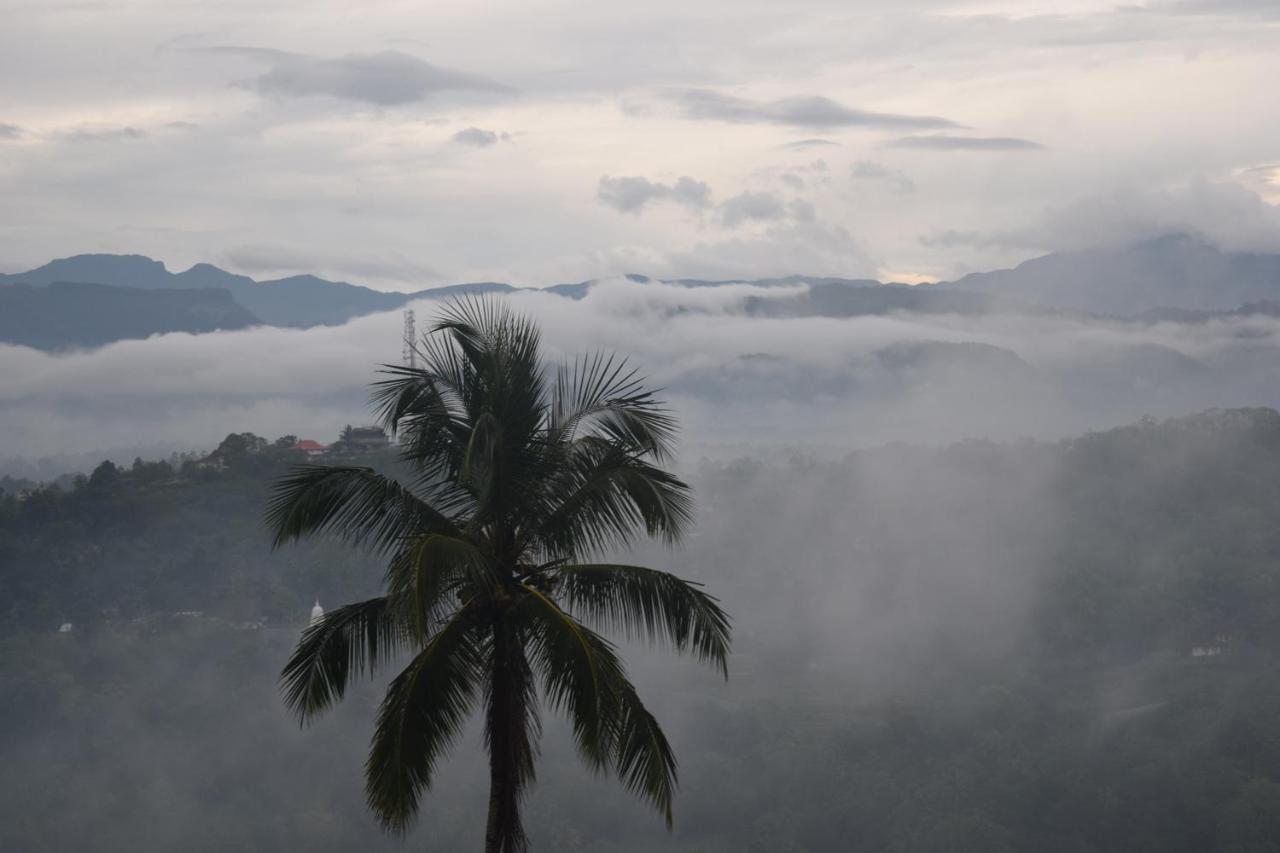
6,278,1280,472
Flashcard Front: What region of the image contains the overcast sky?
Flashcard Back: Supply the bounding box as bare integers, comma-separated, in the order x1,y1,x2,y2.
2,0,1279,289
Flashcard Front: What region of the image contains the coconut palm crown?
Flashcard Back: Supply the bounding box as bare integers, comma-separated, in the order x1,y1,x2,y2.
266,298,730,853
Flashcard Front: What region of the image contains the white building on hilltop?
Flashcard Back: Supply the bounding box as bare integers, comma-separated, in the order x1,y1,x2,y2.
310,600,325,626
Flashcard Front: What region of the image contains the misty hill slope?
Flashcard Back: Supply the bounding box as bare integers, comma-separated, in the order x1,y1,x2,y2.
8,409,1280,850
950,234,1280,315
0,282,260,350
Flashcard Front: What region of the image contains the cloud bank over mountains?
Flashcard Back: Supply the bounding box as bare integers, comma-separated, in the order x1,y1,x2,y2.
7,270,1280,470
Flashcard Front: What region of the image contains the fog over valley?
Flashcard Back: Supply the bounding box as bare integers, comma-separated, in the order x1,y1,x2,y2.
6,1,1280,851
7,250,1280,470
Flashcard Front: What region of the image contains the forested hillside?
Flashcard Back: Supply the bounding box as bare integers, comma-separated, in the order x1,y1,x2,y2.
5,410,1280,851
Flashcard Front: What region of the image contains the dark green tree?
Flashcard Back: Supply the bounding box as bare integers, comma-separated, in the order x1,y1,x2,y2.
266,299,730,852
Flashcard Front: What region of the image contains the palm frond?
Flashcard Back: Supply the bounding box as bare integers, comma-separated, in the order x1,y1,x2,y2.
550,352,678,460
536,441,694,557
366,603,484,834
521,586,678,826
266,465,460,555
384,534,498,640
609,674,678,828
280,596,409,724
554,563,731,677
369,363,471,480
519,585,624,771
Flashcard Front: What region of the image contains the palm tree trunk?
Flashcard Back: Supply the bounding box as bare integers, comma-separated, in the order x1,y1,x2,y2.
484,617,532,853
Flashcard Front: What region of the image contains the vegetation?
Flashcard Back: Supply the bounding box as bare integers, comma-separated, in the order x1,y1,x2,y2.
265,300,730,851
8,407,1280,850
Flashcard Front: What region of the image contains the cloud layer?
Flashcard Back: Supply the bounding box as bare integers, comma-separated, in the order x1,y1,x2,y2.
7,279,1280,472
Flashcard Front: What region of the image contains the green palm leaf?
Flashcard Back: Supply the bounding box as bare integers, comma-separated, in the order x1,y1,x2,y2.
536,440,693,557
555,563,731,677
384,533,498,639
521,585,623,771
280,596,408,724
610,672,678,827
266,465,462,555
550,352,678,460
366,603,485,834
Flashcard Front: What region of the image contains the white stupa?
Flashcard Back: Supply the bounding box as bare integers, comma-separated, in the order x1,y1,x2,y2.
310,600,325,626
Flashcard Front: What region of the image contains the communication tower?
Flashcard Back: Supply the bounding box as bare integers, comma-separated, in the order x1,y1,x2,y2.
402,309,417,369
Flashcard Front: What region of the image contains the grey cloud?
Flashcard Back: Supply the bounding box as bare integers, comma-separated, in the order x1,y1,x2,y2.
921,181,1280,256
597,175,711,214
665,89,957,130
918,229,1023,250
890,135,1045,151
0,124,22,140
61,126,147,142
216,48,511,106
1033,181,1280,254
721,191,788,227
780,173,805,190
789,198,817,223
852,161,891,179
672,176,713,209
452,127,508,148
851,160,916,193
780,138,841,150
720,191,819,228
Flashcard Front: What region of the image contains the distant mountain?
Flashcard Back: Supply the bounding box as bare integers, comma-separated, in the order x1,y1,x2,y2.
8,239,1279,351
0,255,514,329
0,254,908,332
948,234,1280,315
0,254,179,289
0,282,259,351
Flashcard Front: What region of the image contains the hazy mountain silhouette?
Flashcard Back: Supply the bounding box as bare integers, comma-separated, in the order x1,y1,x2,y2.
0,282,259,350
0,255,514,329
5,235,1280,350
947,234,1280,315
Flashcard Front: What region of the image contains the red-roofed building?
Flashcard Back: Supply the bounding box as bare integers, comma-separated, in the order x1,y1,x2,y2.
293,439,328,457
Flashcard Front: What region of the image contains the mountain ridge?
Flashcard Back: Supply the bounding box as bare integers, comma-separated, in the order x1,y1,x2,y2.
5,234,1280,351
943,233,1280,314
0,281,259,350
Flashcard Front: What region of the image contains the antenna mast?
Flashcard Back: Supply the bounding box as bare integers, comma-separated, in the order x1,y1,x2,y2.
402,309,417,369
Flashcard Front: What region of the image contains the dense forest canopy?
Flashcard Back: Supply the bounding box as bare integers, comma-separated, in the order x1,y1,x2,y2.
6,408,1280,850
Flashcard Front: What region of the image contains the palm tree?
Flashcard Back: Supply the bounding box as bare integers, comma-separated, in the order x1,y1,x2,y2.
266,298,730,853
